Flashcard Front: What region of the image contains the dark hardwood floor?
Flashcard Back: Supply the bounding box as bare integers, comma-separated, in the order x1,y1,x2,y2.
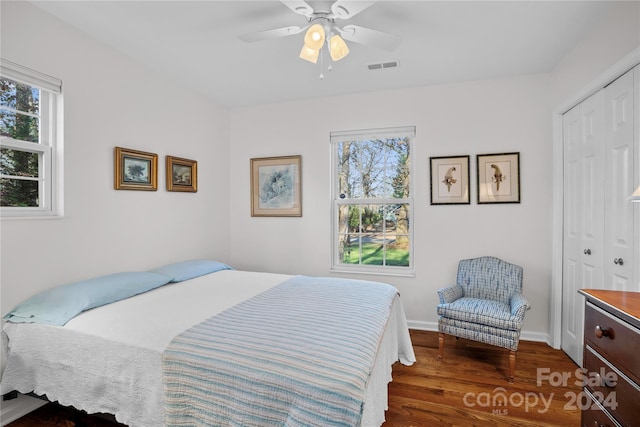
6,330,581,427
384,331,581,426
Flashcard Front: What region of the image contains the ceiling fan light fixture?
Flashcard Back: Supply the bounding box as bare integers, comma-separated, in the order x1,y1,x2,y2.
329,34,349,61
304,23,325,51
299,44,319,63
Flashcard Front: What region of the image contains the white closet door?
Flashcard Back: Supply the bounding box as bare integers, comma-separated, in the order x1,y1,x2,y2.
562,103,582,365
579,90,606,287
604,68,636,291
561,90,604,365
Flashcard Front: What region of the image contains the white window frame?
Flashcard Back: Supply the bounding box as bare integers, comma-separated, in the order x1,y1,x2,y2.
330,126,415,277
1,59,63,218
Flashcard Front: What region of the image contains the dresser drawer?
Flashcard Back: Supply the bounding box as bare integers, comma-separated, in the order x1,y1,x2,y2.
584,346,640,427
580,389,622,427
584,303,640,384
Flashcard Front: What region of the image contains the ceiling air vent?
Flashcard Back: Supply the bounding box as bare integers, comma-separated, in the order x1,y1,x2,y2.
367,61,399,71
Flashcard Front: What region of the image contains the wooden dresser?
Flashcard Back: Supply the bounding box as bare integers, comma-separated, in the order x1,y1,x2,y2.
578,289,640,427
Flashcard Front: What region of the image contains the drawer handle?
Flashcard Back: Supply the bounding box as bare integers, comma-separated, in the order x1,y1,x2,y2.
584,249,591,255
594,325,614,339
613,257,624,265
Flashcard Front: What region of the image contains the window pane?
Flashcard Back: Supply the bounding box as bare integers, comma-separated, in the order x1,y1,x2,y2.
338,170,364,198
0,177,39,207
336,202,410,267
336,136,411,200
389,166,410,198
388,203,410,244
1,148,39,177
336,141,352,170
359,141,384,198
0,109,39,143
386,241,410,266
337,204,353,232
0,78,40,143
341,237,360,265
360,235,384,266
389,138,410,198
360,204,381,231
0,78,40,114
387,203,410,267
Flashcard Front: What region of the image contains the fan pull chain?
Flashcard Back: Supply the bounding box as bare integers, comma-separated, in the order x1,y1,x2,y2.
319,46,333,80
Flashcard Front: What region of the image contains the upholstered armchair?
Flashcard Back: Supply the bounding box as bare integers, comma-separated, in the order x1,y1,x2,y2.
437,256,530,382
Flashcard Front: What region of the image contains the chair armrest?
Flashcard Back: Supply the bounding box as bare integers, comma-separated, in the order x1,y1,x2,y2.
510,293,531,319
437,285,463,304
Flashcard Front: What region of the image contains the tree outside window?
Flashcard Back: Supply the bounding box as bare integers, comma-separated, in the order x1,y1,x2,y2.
1,78,41,207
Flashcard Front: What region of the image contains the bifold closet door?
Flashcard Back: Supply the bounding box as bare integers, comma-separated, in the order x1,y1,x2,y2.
561,89,604,365
603,68,636,291
562,66,638,365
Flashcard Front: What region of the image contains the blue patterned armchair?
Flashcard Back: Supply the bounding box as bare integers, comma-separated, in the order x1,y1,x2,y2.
437,256,530,382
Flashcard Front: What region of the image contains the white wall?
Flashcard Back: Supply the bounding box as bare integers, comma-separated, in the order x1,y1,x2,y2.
551,1,640,108
229,74,553,341
0,1,232,318
2,0,638,352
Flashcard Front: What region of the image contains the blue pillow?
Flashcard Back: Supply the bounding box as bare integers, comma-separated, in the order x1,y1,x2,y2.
149,259,233,283
3,271,171,326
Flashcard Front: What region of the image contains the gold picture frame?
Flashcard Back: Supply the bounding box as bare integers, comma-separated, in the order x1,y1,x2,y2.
477,152,520,204
166,156,197,193
114,147,158,191
429,155,470,205
250,155,302,217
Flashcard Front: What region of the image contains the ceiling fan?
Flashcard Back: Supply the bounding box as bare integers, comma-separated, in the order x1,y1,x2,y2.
239,0,401,64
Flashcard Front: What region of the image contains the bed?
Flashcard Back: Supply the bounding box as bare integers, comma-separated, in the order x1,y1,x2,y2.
1,260,415,426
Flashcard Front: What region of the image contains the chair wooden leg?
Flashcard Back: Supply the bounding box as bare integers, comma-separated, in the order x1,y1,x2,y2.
438,332,444,361
508,350,516,383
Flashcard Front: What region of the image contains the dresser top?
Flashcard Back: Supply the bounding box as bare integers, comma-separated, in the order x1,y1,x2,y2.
579,289,640,328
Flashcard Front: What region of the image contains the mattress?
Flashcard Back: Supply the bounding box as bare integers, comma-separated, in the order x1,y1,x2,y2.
1,269,415,426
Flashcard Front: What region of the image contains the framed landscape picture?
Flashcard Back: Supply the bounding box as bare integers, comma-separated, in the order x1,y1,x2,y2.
477,152,520,204
114,147,158,191
430,155,470,205
166,156,197,192
250,155,302,217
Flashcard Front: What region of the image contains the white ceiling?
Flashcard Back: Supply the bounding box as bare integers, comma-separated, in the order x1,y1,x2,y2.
31,0,613,108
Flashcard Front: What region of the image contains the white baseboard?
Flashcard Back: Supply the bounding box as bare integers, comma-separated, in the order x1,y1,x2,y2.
1,394,47,426
406,320,552,345
519,330,551,345
407,320,437,331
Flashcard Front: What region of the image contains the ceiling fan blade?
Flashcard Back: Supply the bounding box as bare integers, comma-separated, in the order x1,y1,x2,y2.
280,0,314,17
340,24,402,51
239,26,306,43
331,1,376,19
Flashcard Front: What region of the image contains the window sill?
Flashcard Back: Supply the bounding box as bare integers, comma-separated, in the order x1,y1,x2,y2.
1,213,64,220
330,267,415,278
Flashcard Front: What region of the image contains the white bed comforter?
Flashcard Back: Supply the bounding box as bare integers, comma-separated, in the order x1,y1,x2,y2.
1,270,415,427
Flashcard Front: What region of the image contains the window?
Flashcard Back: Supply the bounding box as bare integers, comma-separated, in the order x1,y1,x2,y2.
1,59,62,217
331,126,415,275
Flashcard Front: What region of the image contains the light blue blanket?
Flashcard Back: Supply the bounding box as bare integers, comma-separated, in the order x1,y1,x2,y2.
162,275,398,427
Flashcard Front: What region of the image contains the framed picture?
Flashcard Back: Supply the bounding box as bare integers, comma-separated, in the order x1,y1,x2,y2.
430,155,470,205
477,152,520,204
114,147,158,191
166,156,197,192
250,155,302,217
